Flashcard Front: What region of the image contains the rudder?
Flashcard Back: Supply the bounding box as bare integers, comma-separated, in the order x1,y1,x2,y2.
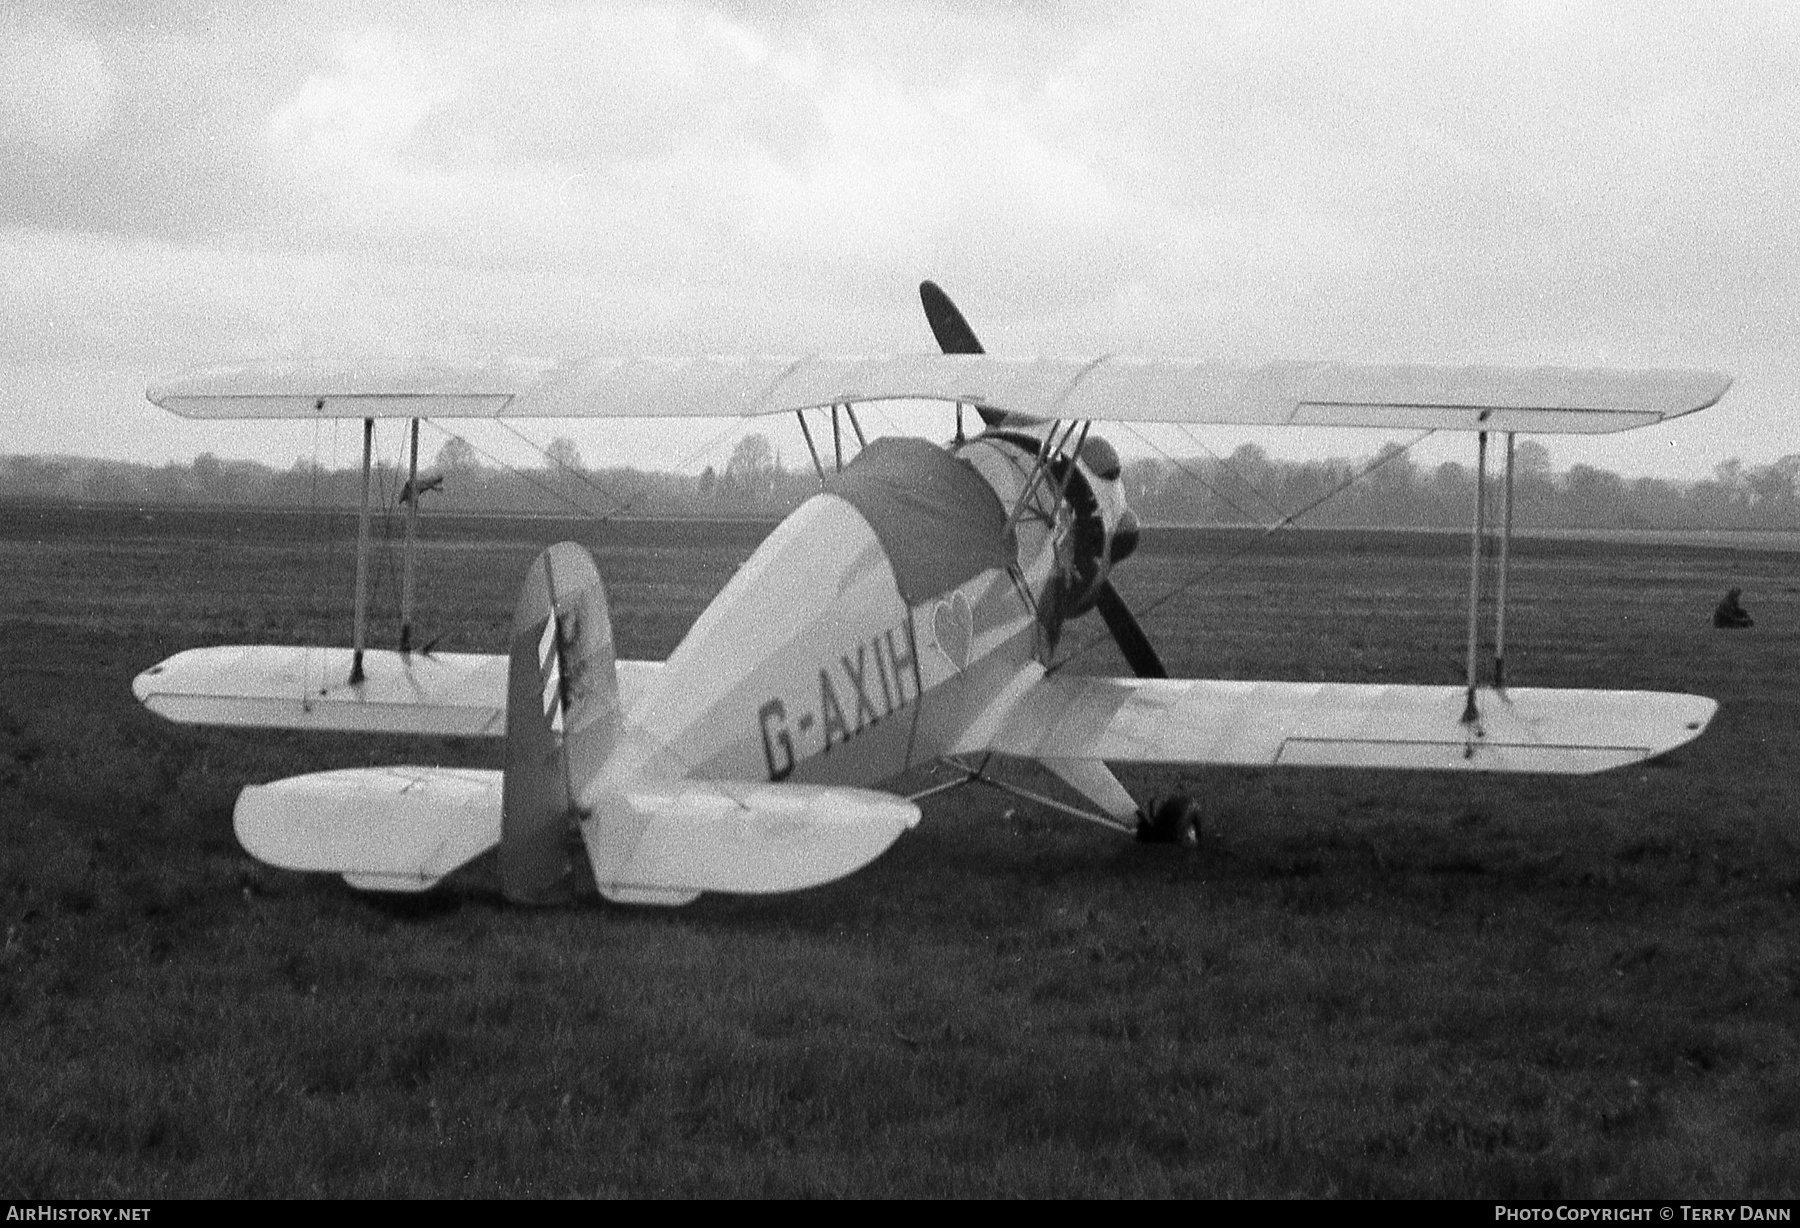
502,542,620,904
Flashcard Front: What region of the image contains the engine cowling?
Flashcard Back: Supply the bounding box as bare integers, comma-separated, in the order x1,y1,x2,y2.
951,426,1145,652
1049,433,1138,620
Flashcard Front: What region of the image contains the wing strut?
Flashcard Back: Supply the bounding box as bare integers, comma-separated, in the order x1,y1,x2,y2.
400,417,420,654
1461,429,1520,728
351,415,373,685
909,756,1135,836
795,411,825,482
999,419,1082,551
1495,433,1516,692
1461,429,1488,726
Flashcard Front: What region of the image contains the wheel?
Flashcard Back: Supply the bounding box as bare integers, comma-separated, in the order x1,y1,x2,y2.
1135,794,1201,848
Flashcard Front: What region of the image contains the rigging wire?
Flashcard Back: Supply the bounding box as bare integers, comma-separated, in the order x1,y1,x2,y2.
490,419,638,515
418,418,750,525
1172,423,1295,523
303,417,324,649
866,403,906,438
585,419,777,523
1476,439,1504,680
1116,422,1293,529
302,417,348,698
369,421,414,645
1050,428,1439,674
417,420,620,521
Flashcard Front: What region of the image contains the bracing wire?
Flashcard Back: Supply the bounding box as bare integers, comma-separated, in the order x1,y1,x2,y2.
866,403,906,438
1477,442,1502,670
419,417,750,524
370,421,414,641
1117,422,1291,529
1050,428,1439,674
417,420,621,521
1170,423,1294,523
305,416,325,642
491,419,640,516
302,417,349,695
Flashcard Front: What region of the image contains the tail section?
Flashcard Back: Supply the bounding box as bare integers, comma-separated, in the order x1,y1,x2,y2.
503,542,920,908
582,782,919,905
225,541,915,904
502,542,620,904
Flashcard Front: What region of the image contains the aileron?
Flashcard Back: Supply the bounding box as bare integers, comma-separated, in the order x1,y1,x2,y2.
961,674,1716,775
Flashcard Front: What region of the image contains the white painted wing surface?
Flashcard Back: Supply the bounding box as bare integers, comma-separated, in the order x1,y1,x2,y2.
580,781,921,904
132,646,663,737
235,766,502,892
233,768,918,901
959,674,1718,774
147,359,555,419
149,356,1730,434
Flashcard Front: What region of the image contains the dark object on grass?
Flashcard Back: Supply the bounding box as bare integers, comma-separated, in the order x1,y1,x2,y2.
1714,588,1754,629
1136,795,1201,848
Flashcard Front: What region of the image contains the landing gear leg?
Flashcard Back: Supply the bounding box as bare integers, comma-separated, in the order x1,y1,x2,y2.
1136,795,1201,849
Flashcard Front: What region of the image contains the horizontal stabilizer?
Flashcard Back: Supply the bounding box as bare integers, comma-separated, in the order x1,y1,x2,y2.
149,356,1729,434
961,672,1717,775
235,766,502,892
133,646,661,737
581,781,921,903
234,769,918,903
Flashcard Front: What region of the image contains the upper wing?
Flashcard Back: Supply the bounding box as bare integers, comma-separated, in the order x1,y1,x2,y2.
148,355,1730,434
956,671,1717,775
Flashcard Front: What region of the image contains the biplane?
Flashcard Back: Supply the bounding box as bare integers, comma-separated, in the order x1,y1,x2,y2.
133,282,1729,906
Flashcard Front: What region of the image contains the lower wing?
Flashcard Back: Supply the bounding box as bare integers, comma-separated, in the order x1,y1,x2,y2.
956,673,1716,774
132,645,662,737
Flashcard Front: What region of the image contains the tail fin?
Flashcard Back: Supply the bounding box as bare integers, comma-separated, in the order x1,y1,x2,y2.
502,542,620,904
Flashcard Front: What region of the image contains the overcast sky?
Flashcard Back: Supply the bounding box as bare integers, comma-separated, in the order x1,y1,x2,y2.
3,0,1796,480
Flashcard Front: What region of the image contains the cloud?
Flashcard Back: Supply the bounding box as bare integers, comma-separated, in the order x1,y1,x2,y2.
0,15,118,154
4,1,1799,477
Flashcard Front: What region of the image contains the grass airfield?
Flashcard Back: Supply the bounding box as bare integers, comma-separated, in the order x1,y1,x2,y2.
1,503,1797,1198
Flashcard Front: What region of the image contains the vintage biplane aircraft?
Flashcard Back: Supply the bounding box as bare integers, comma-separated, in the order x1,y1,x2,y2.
133,283,1729,906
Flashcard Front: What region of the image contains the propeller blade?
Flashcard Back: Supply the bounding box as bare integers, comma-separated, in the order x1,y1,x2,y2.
919,280,985,354
919,281,1014,428
1094,580,1168,679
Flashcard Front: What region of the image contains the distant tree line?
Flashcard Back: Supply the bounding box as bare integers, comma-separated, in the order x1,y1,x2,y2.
0,434,811,520
6,434,1800,530
1124,441,1800,530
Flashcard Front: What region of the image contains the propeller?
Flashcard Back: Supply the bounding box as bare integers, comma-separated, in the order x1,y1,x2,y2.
920,279,1169,680
918,280,1009,428
919,279,985,354
1094,580,1168,679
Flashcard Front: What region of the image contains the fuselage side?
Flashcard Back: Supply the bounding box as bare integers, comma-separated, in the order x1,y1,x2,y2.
613,432,1069,791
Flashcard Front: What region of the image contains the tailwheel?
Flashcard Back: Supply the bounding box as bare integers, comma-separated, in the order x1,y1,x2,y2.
1135,795,1201,849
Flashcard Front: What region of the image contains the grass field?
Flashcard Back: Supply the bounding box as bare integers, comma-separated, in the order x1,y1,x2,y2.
1,503,1797,1197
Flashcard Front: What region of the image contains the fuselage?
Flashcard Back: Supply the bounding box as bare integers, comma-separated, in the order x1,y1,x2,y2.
611,431,1086,790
